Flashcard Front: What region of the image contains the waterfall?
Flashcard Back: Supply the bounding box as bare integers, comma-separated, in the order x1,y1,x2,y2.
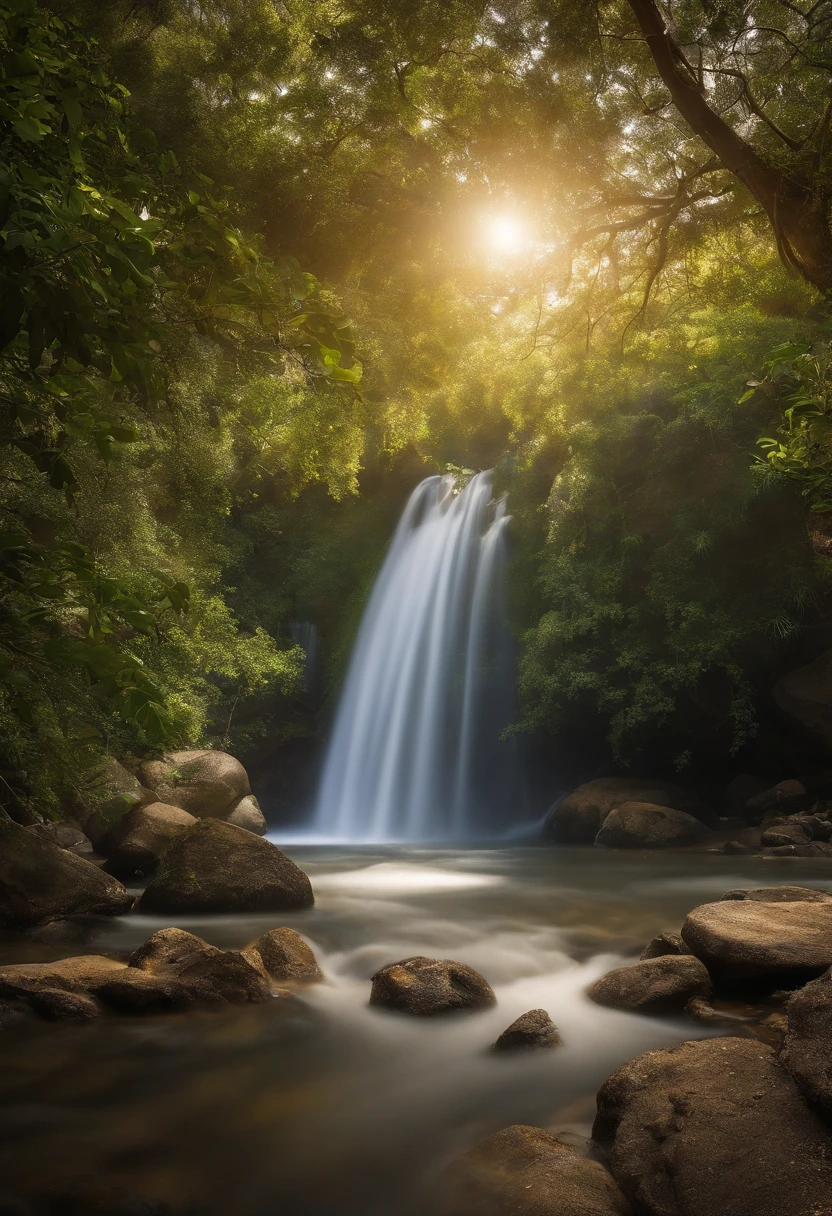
314,470,522,841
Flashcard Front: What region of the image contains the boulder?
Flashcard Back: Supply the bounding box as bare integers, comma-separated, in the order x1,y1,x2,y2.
0,817,134,929
370,956,496,1017
595,803,709,849
681,899,832,980
782,967,832,1118
138,749,250,818
745,779,812,822
639,932,692,960
768,841,832,857
587,955,711,1015
137,819,314,915
493,1009,562,1051
82,756,155,847
593,1037,832,1216
440,1124,633,1216
100,802,197,878
127,926,269,1005
242,927,323,984
25,821,92,855
129,927,216,974
0,955,126,992
774,649,832,749
761,822,811,847
543,778,715,844
18,987,102,1021
224,794,267,835
721,886,832,903
92,970,199,1014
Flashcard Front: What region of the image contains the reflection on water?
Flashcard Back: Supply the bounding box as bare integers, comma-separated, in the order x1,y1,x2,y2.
1,847,830,1215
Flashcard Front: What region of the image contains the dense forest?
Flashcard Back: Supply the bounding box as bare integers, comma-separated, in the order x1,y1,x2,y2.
2,0,832,825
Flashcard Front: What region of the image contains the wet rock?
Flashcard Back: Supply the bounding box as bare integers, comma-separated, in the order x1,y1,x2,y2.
768,840,832,857
440,1124,633,1216
639,932,692,960
682,899,832,979
243,927,323,984
493,1009,562,1051
0,955,126,991
594,803,710,849
782,966,832,1118
25,822,92,855
174,950,270,1005
223,794,267,835
593,1036,832,1216
137,819,314,915
23,987,102,1021
721,839,758,854
100,802,197,878
92,970,201,1014
129,927,216,974
0,817,133,929
587,955,711,1015
721,886,832,903
370,956,496,1016
745,780,813,823
138,749,250,818
761,821,811,847
543,778,715,844
128,927,269,1005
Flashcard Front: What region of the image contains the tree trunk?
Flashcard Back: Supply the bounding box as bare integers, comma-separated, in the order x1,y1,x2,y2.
627,0,832,293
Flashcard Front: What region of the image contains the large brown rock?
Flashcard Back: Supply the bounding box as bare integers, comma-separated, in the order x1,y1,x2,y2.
595,803,709,849
224,794,267,835
721,886,832,903
0,817,134,929
137,819,314,915
100,802,197,878
593,1037,832,1216
242,927,323,984
639,931,692,959
782,967,832,1118
774,649,832,749
587,955,712,1015
543,778,715,844
682,899,832,980
0,955,126,992
138,749,250,818
128,927,269,1005
82,756,155,847
129,927,216,974
492,1009,562,1052
370,956,496,1017
440,1124,633,1216
745,779,812,822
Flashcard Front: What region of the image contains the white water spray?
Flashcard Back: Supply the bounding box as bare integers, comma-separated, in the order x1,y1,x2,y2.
314,471,522,841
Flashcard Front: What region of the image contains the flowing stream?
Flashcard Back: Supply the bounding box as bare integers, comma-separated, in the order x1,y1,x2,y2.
314,472,523,842
1,846,831,1216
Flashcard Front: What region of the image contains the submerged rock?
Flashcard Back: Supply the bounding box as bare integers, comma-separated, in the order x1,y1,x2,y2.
0,818,133,929
594,803,709,849
587,955,712,1015
101,802,197,878
243,927,323,984
224,793,267,835
593,1037,832,1216
370,956,496,1016
137,819,314,915
682,899,832,979
440,1124,633,1216
639,931,692,959
782,966,832,1118
543,778,714,844
138,749,250,818
492,1009,561,1052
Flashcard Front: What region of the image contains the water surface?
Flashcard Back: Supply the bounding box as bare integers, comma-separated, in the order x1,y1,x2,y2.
1,846,829,1215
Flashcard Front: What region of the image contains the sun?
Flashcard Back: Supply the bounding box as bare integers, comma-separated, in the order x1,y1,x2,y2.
487,214,526,255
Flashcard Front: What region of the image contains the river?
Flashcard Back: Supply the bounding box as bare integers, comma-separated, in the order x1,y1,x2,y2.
1,845,830,1215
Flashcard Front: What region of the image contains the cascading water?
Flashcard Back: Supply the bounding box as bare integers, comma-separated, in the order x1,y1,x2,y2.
314,470,523,841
